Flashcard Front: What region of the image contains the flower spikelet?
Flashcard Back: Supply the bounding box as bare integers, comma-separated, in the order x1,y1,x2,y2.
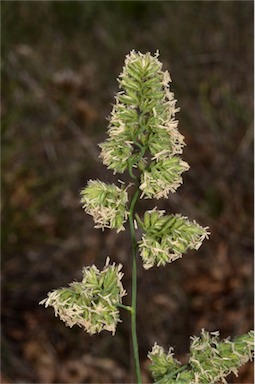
140,157,190,199
99,50,187,176
148,343,181,382
188,329,255,384
137,209,209,269
148,330,254,384
80,180,128,232
39,258,126,335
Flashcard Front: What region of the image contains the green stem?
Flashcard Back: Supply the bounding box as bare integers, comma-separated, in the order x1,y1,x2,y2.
116,303,133,312
128,160,138,180
129,187,142,383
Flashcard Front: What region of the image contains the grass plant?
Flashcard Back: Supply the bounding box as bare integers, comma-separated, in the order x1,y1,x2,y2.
40,51,253,384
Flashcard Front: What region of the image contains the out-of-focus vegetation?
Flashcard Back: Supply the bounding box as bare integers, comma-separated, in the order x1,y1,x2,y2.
1,2,253,383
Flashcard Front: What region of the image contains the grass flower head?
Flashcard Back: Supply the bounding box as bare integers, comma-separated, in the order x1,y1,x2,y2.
80,180,128,232
40,258,126,335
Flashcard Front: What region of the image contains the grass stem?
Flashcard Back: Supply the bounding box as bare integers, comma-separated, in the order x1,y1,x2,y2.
129,187,142,383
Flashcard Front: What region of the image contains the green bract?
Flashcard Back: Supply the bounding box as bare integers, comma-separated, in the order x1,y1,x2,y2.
137,209,209,269
80,180,128,232
40,258,126,335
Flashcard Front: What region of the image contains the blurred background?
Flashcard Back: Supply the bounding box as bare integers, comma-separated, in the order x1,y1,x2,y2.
1,1,254,383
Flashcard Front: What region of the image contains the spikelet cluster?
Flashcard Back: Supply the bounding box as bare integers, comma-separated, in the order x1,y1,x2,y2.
80,180,128,232
99,50,189,199
40,258,126,335
148,343,181,382
140,157,190,199
137,209,209,269
148,330,254,384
